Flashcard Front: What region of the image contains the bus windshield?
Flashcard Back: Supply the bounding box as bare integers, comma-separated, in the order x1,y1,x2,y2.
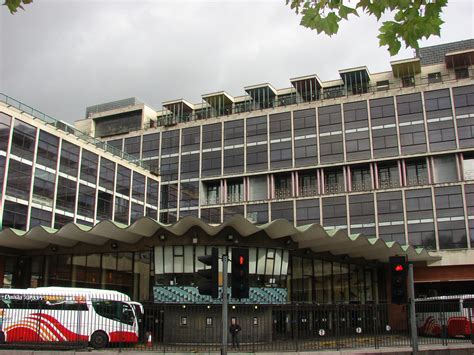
92,299,136,326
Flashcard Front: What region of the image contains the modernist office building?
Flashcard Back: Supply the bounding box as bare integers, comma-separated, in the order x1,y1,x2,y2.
76,39,474,297
0,39,472,304
0,94,160,299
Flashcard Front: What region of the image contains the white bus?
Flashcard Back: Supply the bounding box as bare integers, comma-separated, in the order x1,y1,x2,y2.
415,294,474,338
0,287,143,348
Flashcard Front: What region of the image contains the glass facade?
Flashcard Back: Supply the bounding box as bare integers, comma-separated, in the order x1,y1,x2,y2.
127,85,472,251
0,111,160,231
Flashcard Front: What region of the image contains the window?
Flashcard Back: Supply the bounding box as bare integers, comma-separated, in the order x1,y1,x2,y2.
322,196,347,228
298,171,318,196
428,72,442,84
405,188,436,249
202,123,221,149
78,184,96,219
455,67,469,80
204,181,220,205
181,154,200,179
36,131,59,169
92,300,134,326
206,317,213,326
377,191,405,244
464,156,474,180
227,178,244,203
32,169,55,207
274,173,292,199
296,199,319,225
94,109,142,137
376,80,389,91
97,191,113,220
2,201,28,230
132,172,145,201
324,168,344,194
246,145,267,172
11,119,37,161
6,160,32,200
318,104,343,164
142,133,160,158
247,204,268,224
201,151,221,177
406,159,428,186
161,130,179,155
130,202,144,223
181,127,200,152
249,176,267,201
271,201,293,222
160,184,177,209
246,116,267,142
54,214,73,229
224,148,244,174
30,208,52,228
160,156,179,181
349,194,375,236
224,120,244,146
0,113,11,152
0,156,5,191
114,196,129,224
59,141,80,176
99,158,115,191
402,75,415,87
351,166,371,191
201,208,221,224
80,150,98,184
433,155,458,183
180,316,187,326
116,165,131,196
180,181,199,208
378,162,400,189
56,177,76,212
147,180,159,206
124,136,141,159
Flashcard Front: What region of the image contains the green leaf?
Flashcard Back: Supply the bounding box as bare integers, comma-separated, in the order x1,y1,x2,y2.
286,0,448,56
338,4,358,20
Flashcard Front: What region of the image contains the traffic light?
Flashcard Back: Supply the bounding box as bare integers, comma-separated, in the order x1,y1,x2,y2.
389,256,408,304
197,247,219,299
231,248,249,299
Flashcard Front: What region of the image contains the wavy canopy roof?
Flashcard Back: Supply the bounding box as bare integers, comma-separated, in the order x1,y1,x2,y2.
0,215,438,263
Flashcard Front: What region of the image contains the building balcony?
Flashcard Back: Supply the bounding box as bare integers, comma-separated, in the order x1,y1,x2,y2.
351,181,373,192
299,186,319,197
274,188,292,199
325,184,345,194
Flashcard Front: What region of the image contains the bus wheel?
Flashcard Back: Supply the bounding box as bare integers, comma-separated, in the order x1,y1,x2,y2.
90,331,108,349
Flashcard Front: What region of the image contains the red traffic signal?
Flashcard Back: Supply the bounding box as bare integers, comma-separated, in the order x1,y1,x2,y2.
231,248,249,299
394,264,404,272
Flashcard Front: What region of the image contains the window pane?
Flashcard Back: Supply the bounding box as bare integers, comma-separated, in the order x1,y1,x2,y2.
11,119,36,161
60,141,80,176
36,130,59,169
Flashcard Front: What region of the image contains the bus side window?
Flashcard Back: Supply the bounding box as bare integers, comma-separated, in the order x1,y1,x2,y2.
463,299,474,309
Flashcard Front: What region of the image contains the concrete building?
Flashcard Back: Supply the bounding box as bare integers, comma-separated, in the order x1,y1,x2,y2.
0,39,472,309
76,39,474,297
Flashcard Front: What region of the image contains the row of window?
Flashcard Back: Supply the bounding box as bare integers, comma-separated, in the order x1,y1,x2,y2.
107,86,474,181
159,153,472,210
160,184,474,251
0,113,160,230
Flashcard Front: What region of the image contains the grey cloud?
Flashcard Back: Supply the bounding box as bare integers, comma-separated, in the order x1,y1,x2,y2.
1,0,472,122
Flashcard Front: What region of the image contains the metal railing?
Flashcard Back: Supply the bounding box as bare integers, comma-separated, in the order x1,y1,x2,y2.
0,294,473,352
0,93,154,172
154,69,474,127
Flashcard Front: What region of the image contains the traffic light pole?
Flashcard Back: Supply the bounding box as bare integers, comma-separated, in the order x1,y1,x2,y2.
408,263,418,355
221,254,228,355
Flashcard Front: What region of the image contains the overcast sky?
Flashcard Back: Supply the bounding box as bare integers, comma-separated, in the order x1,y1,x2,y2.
1,0,473,123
